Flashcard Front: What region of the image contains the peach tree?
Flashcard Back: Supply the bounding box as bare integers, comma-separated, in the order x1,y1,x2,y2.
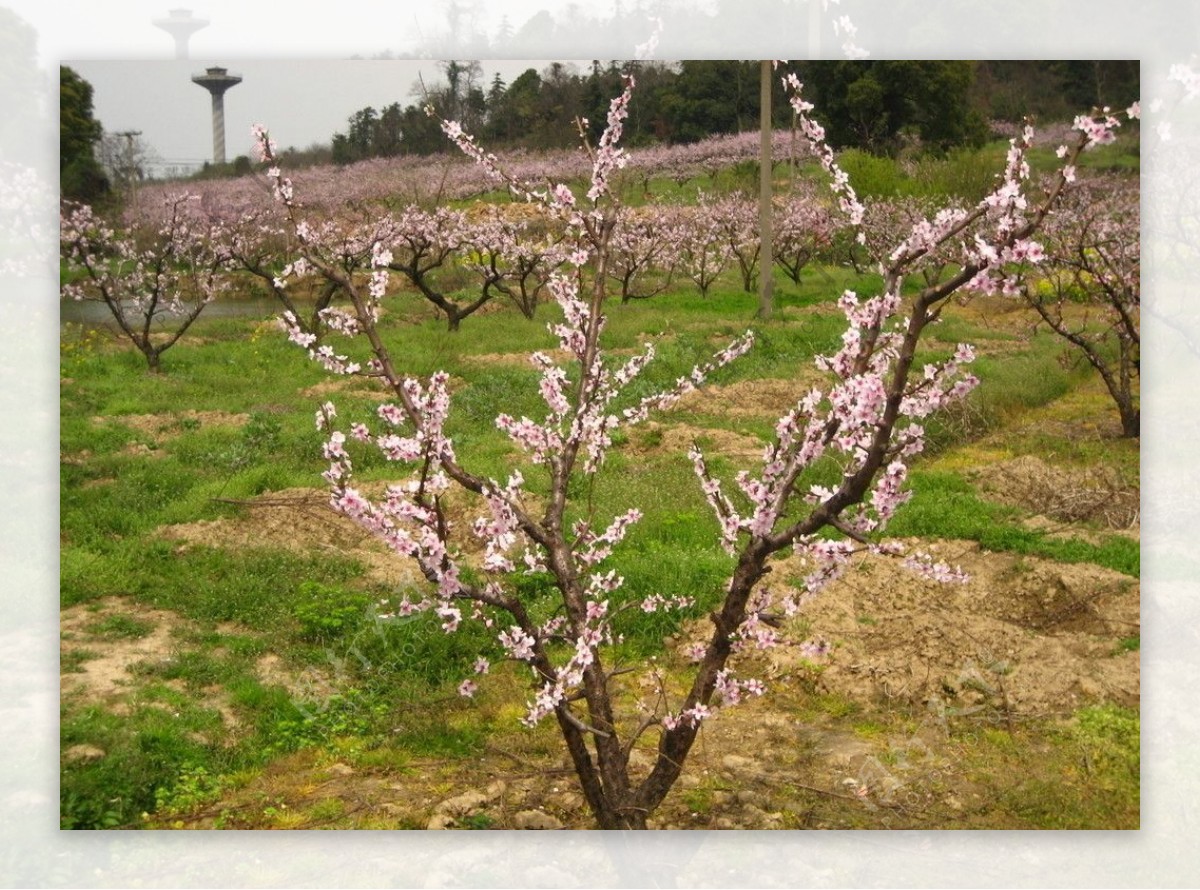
60,194,232,373
252,71,1120,829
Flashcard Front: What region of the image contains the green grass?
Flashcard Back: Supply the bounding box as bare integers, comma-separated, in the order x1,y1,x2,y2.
1115,635,1140,654
835,137,1138,202
981,705,1139,828
85,613,154,640
889,470,1139,577
61,698,235,829
60,235,1138,830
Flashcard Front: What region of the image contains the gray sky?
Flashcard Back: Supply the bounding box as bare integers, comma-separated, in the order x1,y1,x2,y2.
68,59,562,174
19,0,584,65
29,0,622,173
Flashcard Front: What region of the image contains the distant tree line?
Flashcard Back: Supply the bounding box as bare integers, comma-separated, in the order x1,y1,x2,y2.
60,58,1139,202
61,65,109,202
328,60,1139,164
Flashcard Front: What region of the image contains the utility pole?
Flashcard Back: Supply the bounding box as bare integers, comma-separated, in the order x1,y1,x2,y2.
113,129,143,202
757,60,774,321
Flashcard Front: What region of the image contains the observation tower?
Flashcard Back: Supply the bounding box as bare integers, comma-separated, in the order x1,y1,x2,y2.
153,9,209,59
191,66,242,165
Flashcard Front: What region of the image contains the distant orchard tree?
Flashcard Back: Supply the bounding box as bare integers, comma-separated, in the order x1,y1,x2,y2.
60,196,232,372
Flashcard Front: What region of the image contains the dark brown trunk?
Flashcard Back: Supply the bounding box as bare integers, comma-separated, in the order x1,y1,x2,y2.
1120,405,1140,439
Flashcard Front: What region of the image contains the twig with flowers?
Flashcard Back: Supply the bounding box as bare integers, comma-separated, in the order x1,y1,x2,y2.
249,67,1119,828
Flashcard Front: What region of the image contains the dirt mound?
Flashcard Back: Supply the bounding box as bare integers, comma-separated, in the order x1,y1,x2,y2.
674,540,1138,719
159,488,425,589
673,376,823,420
94,410,248,443
300,379,391,401
301,375,470,402
770,542,1137,716
630,421,766,464
970,455,1139,529
463,349,572,369
157,485,543,589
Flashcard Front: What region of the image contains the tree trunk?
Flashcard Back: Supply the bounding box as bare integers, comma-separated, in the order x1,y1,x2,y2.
1120,404,1140,439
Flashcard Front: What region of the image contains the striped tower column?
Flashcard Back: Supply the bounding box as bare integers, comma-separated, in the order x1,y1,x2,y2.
191,66,242,166
210,91,226,164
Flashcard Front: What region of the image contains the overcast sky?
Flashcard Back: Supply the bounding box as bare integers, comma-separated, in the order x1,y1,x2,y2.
18,0,588,65
68,59,564,174
22,0,636,173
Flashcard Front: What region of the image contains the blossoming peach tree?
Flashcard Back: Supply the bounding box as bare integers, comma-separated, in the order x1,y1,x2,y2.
252,70,1123,829
60,195,233,372
1021,165,1140,437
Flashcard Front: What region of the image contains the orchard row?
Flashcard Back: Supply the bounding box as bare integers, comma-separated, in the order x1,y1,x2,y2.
132,127,815,222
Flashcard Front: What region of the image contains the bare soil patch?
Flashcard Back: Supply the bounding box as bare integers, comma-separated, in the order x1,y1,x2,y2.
60,598,243,733
722,542,1140,717
463,348,572,369
629,421,766,464
61,598,184,701
60,597,335,733
969,454,1139,530
255,653,338,704
94,410,249,444
672,376,822,420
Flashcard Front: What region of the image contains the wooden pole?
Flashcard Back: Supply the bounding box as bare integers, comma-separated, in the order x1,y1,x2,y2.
758,60,773,320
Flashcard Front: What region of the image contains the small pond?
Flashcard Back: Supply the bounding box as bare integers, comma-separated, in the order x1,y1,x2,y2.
60,297,282,327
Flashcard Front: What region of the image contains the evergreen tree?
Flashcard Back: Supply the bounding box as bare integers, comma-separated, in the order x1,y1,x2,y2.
60,65,108,202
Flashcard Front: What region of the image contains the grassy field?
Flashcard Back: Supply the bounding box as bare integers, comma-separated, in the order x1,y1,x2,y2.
60,244,1139,830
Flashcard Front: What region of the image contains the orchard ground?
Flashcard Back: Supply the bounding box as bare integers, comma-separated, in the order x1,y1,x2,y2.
60,251,1138,829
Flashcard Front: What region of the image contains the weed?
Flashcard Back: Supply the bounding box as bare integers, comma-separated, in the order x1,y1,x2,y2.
265,688,389,754
292,581,371,642
682,786,714,814
811,693,859,720
890,471,1139,577
1073,704,1139,787
852,720,887,738
85,613,154,640
307,797,347,823
60,323,106,373
974,707,1139,828
1114,636,1140,654
61,649,99,672
154,763,227,816
458,811,495,829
